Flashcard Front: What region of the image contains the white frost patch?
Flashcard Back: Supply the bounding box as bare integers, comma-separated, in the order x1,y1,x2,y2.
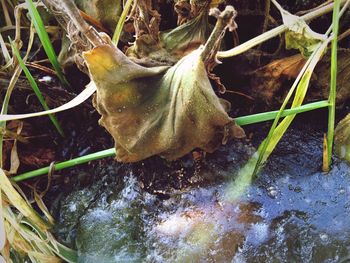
247,222,269,245
155,214,194,237
232,247,246,263
38,76,53,83
69,203,77,212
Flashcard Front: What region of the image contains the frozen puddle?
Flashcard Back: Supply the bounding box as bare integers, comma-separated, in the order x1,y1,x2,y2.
53,127,350,262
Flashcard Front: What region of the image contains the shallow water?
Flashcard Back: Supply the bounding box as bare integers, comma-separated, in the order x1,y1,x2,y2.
52,125,350,263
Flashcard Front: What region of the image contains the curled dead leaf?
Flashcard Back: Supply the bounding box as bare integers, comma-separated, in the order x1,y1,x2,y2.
250,54,306,105
250,49,350,106
83,6,244,162
84,44,244,162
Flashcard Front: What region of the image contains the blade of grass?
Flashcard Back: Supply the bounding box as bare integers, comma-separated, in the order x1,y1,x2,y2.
224,39,330,202
22,219,78,263
0,26,35,261
251,0,350,176
326,0,341,170
0,169,50,229
0,82,96,121
3,207,76,262
323,133,329,171
251,43,323,177
25,0,69,87
0,21,65,260
0,66,22,168
224,0,350,201
12,148,116,182
112,0,133,45
3,209,40,257
11,100,330,182
235,100,329,126
11,41,65,137
0,190,5,252
0,32,11,65
1,22,35,166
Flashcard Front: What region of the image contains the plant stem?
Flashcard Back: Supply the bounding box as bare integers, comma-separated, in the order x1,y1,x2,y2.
112,0,133,45
11,100,329,182
200,6,236,62
217,0,347,58
326,0,341,170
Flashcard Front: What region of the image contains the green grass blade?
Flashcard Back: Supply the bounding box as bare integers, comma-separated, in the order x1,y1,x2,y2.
224,42,329,202
11,100,330,182
25,0,69,87
11,42,65,137
12,148,116,182
235,101,329,126
251,56,313,176
112,0,133,45
252,39,329,176
326,0,341,169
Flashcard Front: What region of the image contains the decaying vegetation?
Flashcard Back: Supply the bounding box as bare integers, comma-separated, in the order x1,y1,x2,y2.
0,0,350,261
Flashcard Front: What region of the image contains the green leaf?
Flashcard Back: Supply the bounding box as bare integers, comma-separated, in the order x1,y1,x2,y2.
11,42,65,137
25,0,69,87
285,22,326,58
